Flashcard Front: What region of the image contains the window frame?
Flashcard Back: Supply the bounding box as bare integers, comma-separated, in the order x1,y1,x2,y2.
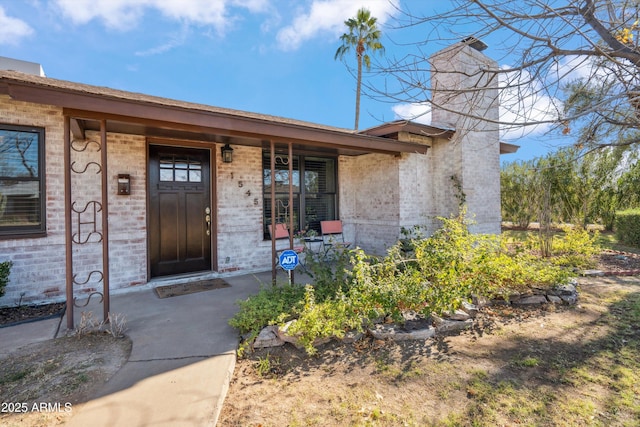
262,151,338,239
0,123,46,239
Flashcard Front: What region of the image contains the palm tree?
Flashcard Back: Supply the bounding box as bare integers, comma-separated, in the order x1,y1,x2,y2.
335,8,384,130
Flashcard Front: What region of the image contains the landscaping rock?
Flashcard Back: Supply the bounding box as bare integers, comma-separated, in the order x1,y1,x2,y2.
254,325,285,348
435,319,473,335
547,295,563,304
471,294,490,308
549,282,579,305
555,283,577,295
560,293,578,305
461,301,479,318
276,320,301,347
512,295,547,306
581,269,605,277
369,324,435,341
448,309,471,321
402,316,432,331
341,330,364,344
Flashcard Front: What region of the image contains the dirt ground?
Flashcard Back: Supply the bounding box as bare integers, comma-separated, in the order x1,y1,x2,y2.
0,333,131,427
217,276,640,426
0,250,639,426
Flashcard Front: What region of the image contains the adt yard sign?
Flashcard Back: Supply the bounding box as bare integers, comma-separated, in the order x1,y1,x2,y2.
279,250,299,271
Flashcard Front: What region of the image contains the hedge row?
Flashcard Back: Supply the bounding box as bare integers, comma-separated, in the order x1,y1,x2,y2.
615,209,640,246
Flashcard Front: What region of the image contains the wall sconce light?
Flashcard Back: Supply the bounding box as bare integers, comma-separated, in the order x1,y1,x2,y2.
221,143,234,163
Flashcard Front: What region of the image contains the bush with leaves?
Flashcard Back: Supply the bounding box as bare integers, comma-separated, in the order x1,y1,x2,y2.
551,225,600,268
615,209,640,246
302,242,352,301
0,260,12,298
228,282,306,336
230,211,574,355
285,285,363,355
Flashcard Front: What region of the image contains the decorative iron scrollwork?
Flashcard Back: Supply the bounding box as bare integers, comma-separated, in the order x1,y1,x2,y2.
71,201,103,244
73,270,104,286
70,161,102,174
275,198,290,225
73,291,104,308
71,139,101,152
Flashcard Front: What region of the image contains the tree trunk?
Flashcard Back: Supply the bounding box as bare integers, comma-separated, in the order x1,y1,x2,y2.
355,52,362,130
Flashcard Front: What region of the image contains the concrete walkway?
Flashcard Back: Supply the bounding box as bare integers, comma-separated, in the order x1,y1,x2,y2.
0,269,313,426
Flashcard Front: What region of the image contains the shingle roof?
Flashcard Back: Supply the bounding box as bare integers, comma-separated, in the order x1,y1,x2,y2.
0,70,355,134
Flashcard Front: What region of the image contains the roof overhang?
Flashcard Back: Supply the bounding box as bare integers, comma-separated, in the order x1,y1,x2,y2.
0,71,429,157
364,120,520,155
361,120,455,141
499,142,520,154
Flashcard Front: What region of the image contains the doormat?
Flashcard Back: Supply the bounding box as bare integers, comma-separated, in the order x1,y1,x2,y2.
154,279,231,299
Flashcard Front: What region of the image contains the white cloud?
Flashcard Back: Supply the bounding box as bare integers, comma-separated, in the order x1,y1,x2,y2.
135,24,191,56
392,102,431,125
498,66,560,140
276,0,400,51
0,6,34,45
391,67,561,141
53,0,270,33
555,55,594,82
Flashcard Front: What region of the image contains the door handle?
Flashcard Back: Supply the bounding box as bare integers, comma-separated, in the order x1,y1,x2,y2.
205,207,211,236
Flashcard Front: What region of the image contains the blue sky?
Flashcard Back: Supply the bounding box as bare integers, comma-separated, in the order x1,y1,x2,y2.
0,0,576,162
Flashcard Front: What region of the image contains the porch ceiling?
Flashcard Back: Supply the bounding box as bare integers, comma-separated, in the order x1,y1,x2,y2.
0,71,429,156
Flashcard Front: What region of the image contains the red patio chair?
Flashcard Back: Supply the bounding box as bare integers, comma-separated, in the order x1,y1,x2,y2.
320,220,351,258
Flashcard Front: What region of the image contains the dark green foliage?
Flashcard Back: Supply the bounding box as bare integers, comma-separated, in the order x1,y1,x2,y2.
615,209,640,246
501,145,640,231
0,260,12,298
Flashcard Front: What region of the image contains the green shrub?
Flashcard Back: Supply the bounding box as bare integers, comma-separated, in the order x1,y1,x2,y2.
551,226,600,268
286,286,363,355
349,245,431,322
229,211,574,355
615,209,640,246
303,243,352,302
228,282,306,335
0,260,12,298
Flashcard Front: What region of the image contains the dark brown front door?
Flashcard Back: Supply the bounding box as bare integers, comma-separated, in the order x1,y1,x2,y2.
149,145,212,277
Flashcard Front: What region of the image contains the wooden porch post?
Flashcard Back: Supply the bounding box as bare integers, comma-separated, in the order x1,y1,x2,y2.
270,140,277,283
288,142,295,284
64,116,74,329
100,120,110,321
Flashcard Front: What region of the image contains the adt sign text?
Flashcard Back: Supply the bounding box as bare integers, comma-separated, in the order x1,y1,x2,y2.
279,250,299,271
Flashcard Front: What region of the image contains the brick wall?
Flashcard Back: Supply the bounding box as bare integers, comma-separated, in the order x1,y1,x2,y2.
0,96,67,306
216,144,272,273
339,136,457,255
340,153,401,255
430,42,501,234
0,97,148,307
0,96,281,307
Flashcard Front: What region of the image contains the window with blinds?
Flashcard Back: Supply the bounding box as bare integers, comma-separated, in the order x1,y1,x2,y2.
262,153,337,239
0,124,45,237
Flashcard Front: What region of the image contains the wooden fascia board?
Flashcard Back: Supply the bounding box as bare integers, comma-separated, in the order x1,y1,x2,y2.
61,108,412,155
5,82,428,155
